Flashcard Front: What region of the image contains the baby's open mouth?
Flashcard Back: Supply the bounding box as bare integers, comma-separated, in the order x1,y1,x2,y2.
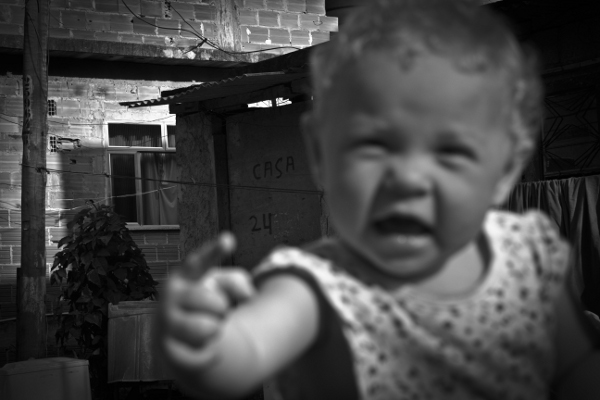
373,215,431,236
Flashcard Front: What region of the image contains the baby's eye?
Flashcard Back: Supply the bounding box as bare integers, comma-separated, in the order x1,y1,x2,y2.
350,139,388,156
436,144,476,160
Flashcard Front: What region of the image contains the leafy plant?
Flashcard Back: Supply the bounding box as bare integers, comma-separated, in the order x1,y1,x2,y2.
51,202,158,360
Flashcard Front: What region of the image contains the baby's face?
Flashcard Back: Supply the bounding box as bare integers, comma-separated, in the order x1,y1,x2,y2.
310,52,517,282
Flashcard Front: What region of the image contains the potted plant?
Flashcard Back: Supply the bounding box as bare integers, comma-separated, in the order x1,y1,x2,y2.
51,202,158,396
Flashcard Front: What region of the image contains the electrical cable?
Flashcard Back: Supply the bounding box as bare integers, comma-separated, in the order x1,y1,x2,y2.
119,0,302,56
20,163,323,195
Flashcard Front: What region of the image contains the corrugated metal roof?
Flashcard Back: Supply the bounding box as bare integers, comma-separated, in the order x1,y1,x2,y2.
120,71,308,108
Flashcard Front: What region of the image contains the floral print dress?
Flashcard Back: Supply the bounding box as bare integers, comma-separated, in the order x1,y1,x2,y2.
254,210,570,400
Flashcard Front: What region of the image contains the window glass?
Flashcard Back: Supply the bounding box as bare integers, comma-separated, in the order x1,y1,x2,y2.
108,123,179,225
167,125,176,148
110,153,138,223
109,124,162,147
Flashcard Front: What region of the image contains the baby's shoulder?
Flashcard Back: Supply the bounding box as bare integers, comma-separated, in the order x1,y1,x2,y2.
254,238,339,278
486,208,570,278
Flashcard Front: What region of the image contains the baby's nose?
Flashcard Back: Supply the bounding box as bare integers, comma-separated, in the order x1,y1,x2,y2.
382,157,432,198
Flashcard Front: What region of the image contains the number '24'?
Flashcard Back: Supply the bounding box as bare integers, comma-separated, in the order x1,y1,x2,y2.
249,213,273,235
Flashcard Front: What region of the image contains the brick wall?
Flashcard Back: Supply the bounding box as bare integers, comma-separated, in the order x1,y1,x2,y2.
0,0,336,57
0,73,186,364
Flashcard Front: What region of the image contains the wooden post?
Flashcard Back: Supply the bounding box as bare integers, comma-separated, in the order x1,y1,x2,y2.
215,0,242,52
17,0,50,361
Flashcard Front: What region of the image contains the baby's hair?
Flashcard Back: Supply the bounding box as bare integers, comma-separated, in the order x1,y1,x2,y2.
311,0,544,146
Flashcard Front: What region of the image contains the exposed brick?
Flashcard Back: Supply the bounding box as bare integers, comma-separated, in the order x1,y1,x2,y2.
266,0,283,10
71,29,96,40
49,10,61,28
305,0,324,15
280,13,297,28
119,33,144,44
245,0,265,9
180,20,201,39
202,22,216,39
170,36,194,47
246,25,267,43
132,17,157,35
318,15,337,32
299,13,319,30
62,10,86,30
114,85,137,103
238,9,256,26
0,6,11,23
9,5,24,25
311,30,328,45
241,42,282,55
0,23,21,35
0,136,22,152
69,0,93,10
141,35,164,46
286,0,304,13
269,27,289,45
0,246,11,264
194,4,215,21
168,2,194,21
67,81,88,98
141,0,162,17
49,27,71,38
240,25,248,43
0,79,18,96
110,14,134,33
59,99,80,118
258,10,277,27
156,18,178,35
0,0,24,5
119,0,140,15
48,80,66,98
0,97,21,116
94,31,119,41
0,115,19,133
87,12,110,31
94,0,118,13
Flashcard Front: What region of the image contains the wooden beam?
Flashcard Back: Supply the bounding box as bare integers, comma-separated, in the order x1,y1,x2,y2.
18,0,49,361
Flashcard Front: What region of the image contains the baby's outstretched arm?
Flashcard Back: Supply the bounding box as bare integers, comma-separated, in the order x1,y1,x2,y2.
553,277,600,399
159,233,320,399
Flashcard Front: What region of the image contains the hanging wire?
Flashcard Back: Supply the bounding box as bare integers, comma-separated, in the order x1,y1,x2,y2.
119,0,302,56
19,163,322,196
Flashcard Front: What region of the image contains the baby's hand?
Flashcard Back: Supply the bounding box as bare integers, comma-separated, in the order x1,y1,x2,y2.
160,232,256,371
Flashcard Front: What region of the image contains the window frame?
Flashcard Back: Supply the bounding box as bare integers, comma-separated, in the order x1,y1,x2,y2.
104,121,178,228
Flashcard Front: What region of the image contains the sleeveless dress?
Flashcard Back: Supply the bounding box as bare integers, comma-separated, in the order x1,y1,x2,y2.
254,210,571,400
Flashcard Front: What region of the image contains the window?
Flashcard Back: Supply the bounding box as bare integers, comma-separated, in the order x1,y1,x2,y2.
107,123,180,225
48,99,57,116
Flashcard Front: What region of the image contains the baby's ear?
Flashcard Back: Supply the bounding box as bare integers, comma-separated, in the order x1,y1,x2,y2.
300,112,324,187
491,137,534,205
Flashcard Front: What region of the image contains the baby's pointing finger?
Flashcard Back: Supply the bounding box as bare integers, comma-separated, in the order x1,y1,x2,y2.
166,272,229,316
182,232,237,280
207,268,256,305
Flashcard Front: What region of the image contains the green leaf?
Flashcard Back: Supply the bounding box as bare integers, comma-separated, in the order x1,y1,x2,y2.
99,234,112,245
96,248,110,257
87,269,101,287
92,298,105,307
57,269,67,279
113,268,128,281
107,291,120,305
84,313,101,327
92,258,108,275
57,236,72,248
